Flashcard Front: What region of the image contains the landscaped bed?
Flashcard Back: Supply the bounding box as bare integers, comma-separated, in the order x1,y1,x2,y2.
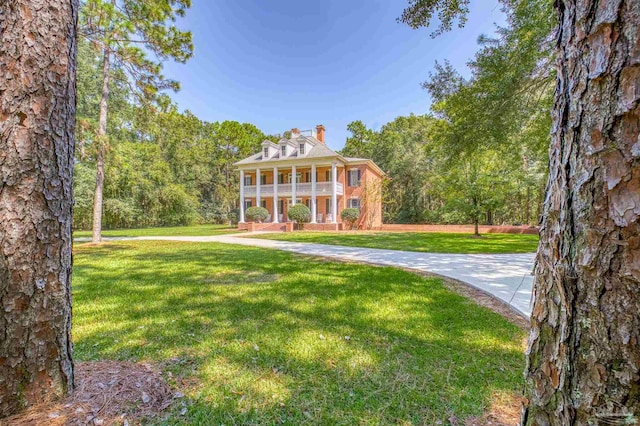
251,231,540,254
70,240,526,425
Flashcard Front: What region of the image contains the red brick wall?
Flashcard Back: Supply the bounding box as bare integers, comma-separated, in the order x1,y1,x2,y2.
376,224,539,235
304,223,343,231
344,164,383,229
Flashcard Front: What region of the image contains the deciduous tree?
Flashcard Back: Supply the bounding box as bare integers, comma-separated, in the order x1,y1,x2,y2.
401,0,640,422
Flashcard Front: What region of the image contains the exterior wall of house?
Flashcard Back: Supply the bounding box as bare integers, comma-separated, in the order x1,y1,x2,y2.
239,161,383,229
343,164,383,229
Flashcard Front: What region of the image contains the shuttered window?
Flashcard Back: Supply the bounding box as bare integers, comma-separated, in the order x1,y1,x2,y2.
348,169,361,187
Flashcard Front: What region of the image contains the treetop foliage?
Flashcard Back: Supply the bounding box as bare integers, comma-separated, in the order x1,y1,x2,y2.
80,0,193,99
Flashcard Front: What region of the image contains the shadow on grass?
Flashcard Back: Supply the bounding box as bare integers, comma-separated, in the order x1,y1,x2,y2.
72,241,525,425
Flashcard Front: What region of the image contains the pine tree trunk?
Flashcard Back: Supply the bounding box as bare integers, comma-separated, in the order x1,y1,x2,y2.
525,185,531,225
91,48,110,243
0,0,77,417
523,0,640,424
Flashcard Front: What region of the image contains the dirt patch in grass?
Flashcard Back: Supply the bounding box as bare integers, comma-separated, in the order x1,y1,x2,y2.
2,361,177,426
201,271,279,285
464,392,524,425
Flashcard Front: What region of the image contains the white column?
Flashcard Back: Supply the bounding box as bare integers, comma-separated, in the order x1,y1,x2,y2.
291,165,297,205
256,168,261,209
272,166,279,223
331,162,338,223
311,164,317,223
239,169,245,223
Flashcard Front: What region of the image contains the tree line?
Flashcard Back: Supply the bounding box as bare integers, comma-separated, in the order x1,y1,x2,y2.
74,37,269,231
343,0,554,231
73,0,554,239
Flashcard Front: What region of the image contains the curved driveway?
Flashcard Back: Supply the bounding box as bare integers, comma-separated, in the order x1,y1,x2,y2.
77,232,535,317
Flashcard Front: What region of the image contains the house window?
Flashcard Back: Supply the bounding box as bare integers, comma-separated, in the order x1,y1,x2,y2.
244,200,252,210
244,175,252,186
296,173,302,183
279,199,285,213
325,170,331,181
325,198,332,213
305,172,310,183
348,198,361,209
261,200,267,208
263,147,269,158
299,143,305,155
281,145,287,157
260,174,267,185
278,173,284,184
348,169,361,187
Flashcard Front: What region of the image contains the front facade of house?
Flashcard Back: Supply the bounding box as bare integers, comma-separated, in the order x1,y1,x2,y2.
235,125,384,230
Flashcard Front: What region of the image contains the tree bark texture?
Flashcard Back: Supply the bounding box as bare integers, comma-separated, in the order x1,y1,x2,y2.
523,0,640,424
0,0,77,417
91,48,110,243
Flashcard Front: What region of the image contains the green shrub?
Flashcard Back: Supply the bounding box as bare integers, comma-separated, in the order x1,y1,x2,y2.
341,208,360,230
245,206,269,222
228,209,239,225
287,204,311,229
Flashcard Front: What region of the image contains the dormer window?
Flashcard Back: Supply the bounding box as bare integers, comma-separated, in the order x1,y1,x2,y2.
263,147,269,158
281,145,287,157
299,143,305,155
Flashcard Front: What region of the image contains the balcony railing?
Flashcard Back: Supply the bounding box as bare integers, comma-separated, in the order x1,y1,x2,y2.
244,182,343,197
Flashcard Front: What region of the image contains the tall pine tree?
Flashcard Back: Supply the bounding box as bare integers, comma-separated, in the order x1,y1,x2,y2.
0,0,78,416
80,0,193,242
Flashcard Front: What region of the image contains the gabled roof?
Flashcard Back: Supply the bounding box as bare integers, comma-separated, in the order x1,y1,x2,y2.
235,134,385,176
235,134,340,166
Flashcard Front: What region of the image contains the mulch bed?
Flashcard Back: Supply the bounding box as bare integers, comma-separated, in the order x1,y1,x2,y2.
2,361,179,425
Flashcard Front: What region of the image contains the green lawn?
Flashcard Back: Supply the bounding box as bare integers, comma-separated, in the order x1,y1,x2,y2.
73,224,240,238
253,231,539,254
73,240,525,425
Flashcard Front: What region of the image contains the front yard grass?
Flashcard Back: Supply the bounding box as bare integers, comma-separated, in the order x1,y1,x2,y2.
73,240,526,425
73,224,239,238
253,231,539,254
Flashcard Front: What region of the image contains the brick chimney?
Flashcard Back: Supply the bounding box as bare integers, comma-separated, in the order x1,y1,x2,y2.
291,128,300,138
316,124,325,143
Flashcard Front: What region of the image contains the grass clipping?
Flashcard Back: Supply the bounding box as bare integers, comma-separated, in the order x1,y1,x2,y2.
3,361,177,425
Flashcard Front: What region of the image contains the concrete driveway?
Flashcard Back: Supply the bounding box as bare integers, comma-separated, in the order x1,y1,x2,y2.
76,232,535,317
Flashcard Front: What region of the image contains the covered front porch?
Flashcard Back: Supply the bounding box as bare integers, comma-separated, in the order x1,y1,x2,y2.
241,195,343,224
238,163,346,225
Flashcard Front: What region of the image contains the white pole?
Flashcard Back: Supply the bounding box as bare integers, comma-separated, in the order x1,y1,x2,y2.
273,166,279,223
256,168,261,209
311,164,317,223
331,162,338,223
291,165,297,205
239,169,245,223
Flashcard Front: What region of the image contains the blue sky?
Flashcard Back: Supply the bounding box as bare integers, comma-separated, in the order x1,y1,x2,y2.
162,0,506,151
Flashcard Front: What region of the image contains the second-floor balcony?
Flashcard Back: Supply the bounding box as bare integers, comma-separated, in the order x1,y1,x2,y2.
244,182,343,197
